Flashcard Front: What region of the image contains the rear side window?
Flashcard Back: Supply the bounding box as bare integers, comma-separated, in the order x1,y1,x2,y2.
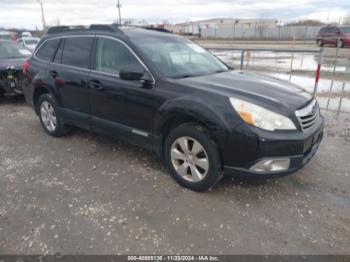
95,37,140,75
36,39,60,62
62,37,93,69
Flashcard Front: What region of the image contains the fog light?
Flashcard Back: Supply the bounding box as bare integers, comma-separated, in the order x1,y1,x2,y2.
249,159,290,172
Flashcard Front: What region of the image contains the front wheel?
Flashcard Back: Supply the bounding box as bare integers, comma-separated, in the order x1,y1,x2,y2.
37,94,69,137
317,39,323,47
164,123,222,191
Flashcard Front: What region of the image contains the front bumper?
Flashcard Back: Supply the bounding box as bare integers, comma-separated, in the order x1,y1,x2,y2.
223,116,324,177
0,69,23,96
0,79,23,95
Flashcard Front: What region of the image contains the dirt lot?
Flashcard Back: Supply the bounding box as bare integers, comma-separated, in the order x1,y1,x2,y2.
0,98,349,255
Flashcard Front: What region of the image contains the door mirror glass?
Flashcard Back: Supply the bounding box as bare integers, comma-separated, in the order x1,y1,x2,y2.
120,65,145,81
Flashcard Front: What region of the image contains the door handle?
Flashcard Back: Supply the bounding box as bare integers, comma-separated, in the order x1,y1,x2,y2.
50,70,58,78
88,80,104,91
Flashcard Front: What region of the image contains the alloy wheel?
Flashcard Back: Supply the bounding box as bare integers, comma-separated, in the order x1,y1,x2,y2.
170,136,209,182
40,101,57,132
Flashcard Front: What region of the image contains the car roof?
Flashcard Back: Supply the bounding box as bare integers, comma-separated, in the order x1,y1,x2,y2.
44,24,175,40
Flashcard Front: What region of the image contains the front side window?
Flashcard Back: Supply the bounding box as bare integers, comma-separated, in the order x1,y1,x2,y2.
133,36,228,78
95,37,141,75
36,38,60,61
61,37,93,69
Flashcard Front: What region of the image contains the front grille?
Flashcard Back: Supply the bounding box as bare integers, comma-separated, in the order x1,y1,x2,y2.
295,99,319,131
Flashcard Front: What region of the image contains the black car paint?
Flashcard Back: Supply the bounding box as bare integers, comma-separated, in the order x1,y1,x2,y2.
23,28,324,177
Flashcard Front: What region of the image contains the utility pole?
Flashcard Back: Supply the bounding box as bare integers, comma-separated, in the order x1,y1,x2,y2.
36,0,46,30
116,0,122,25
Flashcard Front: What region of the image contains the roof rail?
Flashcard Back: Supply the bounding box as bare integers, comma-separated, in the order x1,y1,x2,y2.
46,24,172,35
46,24,123,35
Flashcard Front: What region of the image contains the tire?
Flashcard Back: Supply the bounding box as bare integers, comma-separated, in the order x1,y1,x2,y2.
37,93,69,137
317,39,323,47
164,123,222,191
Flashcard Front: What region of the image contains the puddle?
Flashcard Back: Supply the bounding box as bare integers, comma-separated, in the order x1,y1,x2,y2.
211,50,350,73
265,73,350,113
209,49,350,113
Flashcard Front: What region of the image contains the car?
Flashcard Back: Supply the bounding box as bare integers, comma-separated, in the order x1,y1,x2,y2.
316,25,350,48
17,37,40,52
21,31,32,38
0,40,32,100
0,31,12,41
22,25,324,191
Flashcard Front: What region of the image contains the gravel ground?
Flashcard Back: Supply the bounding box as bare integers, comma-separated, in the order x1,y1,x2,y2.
0,98,349,255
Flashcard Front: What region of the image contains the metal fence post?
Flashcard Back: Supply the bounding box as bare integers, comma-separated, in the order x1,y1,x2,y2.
337,82,346,117
313,46,324,97
240,50,245,70
289,51,294,82
326,37,340,110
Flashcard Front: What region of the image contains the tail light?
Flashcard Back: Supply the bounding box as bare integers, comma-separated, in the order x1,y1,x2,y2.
23,59,30,74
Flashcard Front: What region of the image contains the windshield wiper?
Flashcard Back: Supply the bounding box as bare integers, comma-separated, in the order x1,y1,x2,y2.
173,74,198,79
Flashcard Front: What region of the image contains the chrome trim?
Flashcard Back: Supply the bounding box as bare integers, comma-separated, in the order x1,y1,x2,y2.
131,129,149,137
295,99,316,117
295,99,319,131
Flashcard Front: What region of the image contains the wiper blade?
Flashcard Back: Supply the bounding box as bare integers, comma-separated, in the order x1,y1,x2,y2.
174,74,198,79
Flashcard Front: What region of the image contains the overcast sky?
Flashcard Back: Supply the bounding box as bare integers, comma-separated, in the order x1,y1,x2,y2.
0,0,349,30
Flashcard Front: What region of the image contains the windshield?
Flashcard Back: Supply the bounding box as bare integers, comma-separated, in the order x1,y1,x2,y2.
24,39,39,45
0,41,32,59
133,36,229,78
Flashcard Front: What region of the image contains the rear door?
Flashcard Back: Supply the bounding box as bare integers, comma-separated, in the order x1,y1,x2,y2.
88,36,156,147
50,36,93,129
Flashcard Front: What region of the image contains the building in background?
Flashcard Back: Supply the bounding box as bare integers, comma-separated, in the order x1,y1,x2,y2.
165,18,278,35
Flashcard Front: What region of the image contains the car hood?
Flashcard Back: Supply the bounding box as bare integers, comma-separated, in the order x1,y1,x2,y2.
0,58,25,71
177,70,312,113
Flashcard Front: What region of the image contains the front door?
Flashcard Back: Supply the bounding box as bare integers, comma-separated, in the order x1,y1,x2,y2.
89,37,155,147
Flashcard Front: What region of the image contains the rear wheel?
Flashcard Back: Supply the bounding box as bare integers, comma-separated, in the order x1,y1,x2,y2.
37,94,69,137
164,123,222,191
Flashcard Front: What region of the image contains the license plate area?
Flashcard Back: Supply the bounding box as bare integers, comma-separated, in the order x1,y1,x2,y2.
303,131,321,153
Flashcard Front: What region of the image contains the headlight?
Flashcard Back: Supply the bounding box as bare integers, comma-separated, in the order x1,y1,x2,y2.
229,97,296,131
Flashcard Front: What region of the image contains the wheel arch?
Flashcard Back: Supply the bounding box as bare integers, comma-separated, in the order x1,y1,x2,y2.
33,84,58,114
154,99,230,164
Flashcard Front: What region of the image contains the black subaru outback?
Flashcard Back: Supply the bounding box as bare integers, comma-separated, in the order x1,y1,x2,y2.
22,25,324,191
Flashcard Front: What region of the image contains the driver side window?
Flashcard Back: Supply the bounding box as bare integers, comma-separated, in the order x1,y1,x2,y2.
95,37,141,76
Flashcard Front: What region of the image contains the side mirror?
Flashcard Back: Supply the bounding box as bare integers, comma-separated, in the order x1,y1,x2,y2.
120,65,145,81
